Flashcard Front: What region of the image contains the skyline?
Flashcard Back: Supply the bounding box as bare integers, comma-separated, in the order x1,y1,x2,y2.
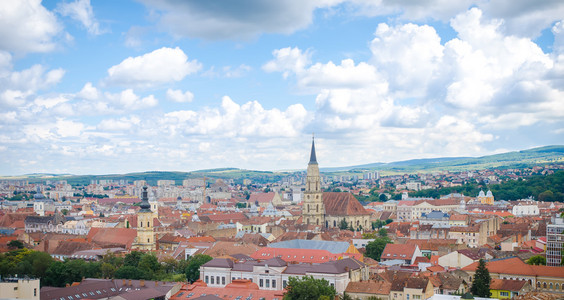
1,1,564,175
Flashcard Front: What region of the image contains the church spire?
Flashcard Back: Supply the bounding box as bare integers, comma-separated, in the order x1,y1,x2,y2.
139,186,151,212
309,135,317,164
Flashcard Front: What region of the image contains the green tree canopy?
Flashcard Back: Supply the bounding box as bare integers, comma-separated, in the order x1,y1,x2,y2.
470,259,491,297
185,254,213,283
527,255,546,265
365,236,392,261
283,276,336,300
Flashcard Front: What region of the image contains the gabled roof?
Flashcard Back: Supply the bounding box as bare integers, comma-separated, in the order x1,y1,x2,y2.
322,192,370,216
490,278,528,291
345,280,391,295
381,244,418,260
462,257,564,278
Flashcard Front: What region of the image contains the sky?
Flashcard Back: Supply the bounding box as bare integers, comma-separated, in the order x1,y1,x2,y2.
1,0,564,175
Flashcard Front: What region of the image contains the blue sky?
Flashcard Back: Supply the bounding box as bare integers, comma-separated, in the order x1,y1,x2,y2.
1,0,563,175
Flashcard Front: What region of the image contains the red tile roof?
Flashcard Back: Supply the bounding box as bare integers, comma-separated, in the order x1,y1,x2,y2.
323,192,370,216
381,244,418,261
462,257,564,278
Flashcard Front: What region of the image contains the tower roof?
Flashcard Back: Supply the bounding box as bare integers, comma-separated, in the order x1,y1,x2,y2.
139,186,151,212
309,137,317,164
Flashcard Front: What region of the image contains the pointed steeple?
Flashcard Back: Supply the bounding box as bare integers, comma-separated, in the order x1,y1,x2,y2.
139,186,151,212
309,135,318,164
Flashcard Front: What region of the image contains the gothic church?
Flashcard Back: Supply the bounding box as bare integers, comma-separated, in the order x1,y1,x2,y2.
301,138,371,229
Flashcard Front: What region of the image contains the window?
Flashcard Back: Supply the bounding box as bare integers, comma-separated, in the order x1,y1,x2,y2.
266,279,270,288
216,276,220,284
413,296,421,300
283,280,287,288
550,283,553,289
211,276,214,284
500,292,509,297
140,222,142,227
272,280,276,288
34,289,37,297
205,276,209,283
260,279,263,287
407,294,410,300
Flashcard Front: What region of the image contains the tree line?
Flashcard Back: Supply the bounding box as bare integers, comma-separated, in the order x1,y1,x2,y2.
0,248,212,287
410,170,564,201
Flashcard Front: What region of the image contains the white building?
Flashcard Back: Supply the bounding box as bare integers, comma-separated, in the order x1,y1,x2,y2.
512,199,539,216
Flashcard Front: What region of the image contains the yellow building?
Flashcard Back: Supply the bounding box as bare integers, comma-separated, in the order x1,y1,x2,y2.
489,278,533,299
477,189,494,205
0,278,40,300
132,186,156,251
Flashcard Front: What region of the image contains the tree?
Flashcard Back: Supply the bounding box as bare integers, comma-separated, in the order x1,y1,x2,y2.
379,194,387,202
470,259,491,297
378,228,388,237
365,237,391,261
115,266,144,280
339,218,348,230
283,276,336,300
124,251,143,267
185,254,213,283
138,253,161,278
7,240,24,249
527,255,546,265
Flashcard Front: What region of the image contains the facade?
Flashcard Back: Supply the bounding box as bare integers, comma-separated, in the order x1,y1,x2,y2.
476,190,494,205
301,138,371,229
199,257,368,294
546,215,564,267
512,200,539,216
0,278,39,300
25,212,66,233
132,186,156,250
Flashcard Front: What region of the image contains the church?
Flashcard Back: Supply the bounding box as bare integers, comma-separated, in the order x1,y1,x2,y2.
301,138,371,230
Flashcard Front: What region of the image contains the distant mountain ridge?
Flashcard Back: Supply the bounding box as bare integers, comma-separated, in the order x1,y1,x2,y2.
2,145,563,184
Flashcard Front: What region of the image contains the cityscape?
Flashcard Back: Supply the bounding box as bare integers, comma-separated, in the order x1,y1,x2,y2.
1,1,564,300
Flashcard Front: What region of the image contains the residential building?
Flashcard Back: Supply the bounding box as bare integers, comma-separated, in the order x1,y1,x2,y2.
390,277,434,300
199,257,368,294
380,244,423,265
547,215,564,267
0,277,39,300
489,278,533,299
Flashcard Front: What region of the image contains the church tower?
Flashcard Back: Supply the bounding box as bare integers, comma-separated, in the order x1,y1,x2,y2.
302,137,325,227
133,186,156,250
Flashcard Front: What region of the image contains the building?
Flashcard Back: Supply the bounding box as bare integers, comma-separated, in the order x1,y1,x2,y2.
547,215,564,267
462,257,564,294
199,257,368,294
0,277,39,300
489,278,533,299
380,244,423,265
476,190,494,205
170,279,284,300
132,186,156,250
301,138,371,229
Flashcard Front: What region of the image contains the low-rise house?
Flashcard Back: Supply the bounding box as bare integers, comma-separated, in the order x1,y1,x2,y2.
390,277,434,300
0,277,39,300
380,244,423,265
345,280,392,300
489,278,533,299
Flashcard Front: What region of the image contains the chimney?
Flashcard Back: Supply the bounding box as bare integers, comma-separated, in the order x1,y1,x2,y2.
155,281,159,286
122,279,126,285
128,279,132,286
140,280,145,287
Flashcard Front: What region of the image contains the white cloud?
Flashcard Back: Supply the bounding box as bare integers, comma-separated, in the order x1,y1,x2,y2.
0,0,61,53
263,47,311,78
57,0,103,35
77,82,99,100
97,116,141,131
7,65,65,92
166,89,194,103
106,47,202,87
104,89,158,110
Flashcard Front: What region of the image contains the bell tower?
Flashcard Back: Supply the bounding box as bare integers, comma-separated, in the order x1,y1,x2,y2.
302,137,325,227
133,186,156,250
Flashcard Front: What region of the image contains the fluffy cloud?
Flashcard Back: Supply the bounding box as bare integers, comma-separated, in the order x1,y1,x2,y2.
0,0,61,53
166,89,194,103
106,47,202,87
162,96,309,138
57,0,102,35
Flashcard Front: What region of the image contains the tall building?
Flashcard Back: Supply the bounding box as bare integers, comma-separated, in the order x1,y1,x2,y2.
302,137,325,226
546,215,564,266
132,186,156,251
301,138,371,229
